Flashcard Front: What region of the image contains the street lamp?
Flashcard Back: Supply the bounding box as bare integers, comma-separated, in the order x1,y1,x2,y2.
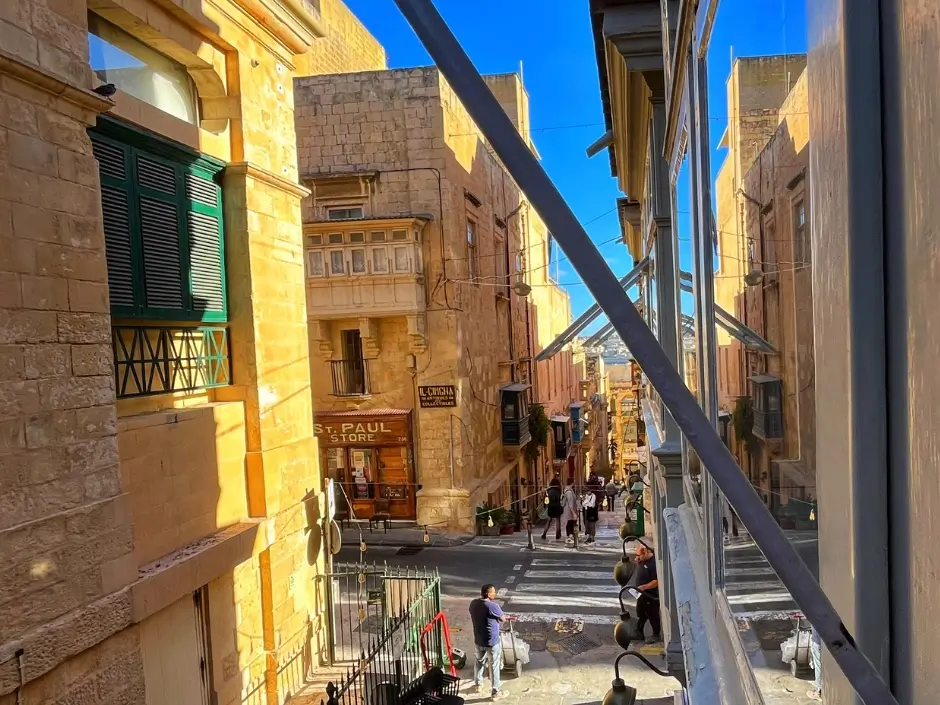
613,536,651,586
614,585,660,650
602,650,671,705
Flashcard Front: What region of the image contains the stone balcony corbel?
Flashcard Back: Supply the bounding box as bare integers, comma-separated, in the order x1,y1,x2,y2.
358,318,380,358
308,320,333,359
406,314,428,354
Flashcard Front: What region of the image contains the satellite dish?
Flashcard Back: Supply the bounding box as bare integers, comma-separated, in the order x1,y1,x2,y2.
512,280,532,297
744,268,764,286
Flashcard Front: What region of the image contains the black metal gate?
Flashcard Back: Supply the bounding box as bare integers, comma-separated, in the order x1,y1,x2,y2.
326,562,443,666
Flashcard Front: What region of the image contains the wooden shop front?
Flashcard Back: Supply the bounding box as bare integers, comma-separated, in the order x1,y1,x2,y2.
315,409,416,520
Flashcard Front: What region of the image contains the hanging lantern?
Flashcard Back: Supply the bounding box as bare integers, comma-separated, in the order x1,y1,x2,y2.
544,496,549,505
360,541,367,553
358,607,366,621
423,529,431,544
487,515,494,528
358,572,366,585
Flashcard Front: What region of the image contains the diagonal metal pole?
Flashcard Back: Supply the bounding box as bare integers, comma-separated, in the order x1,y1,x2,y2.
391,1,899,703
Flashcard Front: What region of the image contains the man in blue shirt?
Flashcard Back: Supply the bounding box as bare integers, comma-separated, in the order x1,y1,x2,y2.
468,584,510,699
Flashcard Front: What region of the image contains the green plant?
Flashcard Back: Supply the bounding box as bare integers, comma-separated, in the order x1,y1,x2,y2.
494,509,516,526
732,396,758,456
525,403,550,462
475,503,493,525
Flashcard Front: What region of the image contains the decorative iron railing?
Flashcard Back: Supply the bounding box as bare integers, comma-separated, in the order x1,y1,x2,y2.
330,358,372,397
324,563,449,705
112,325,231,399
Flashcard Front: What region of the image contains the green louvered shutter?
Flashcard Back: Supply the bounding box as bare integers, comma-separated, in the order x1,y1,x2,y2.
135,152,185,312
91,136,138,314
184,169,227,321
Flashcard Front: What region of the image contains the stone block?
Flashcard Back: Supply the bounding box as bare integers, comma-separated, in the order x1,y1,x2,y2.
0,271,21,308
38,374,114,411
7,130,58,176
70,343,112,377
31,5,87,60
36,108,90,154
23,343,70,378
0,234,38,274
0,18,38,65
0,345,24,381
11,202,58,244
1,309,58,344
36,41,89,87
57,147,100,188
0,379,39,420
67,279,109,312
21,274,69,310
57,312,110,344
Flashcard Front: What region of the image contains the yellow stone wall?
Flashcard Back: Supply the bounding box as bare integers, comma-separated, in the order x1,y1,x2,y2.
0,0,381,703
295,0,386,76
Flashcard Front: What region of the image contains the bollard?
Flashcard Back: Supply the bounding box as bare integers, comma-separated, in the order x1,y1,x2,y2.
573,525,580,550
526,520,535,550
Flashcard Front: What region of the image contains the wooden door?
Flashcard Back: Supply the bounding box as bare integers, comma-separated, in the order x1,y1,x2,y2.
141,591,211,705
377,446,414,519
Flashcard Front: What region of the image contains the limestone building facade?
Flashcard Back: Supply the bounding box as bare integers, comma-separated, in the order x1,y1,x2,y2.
0,1,382,704
294,68,573,530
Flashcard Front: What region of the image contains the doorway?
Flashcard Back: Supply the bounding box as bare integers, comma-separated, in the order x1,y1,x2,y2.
377,446,413,519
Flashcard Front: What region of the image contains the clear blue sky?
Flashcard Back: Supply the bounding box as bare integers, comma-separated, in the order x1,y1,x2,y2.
344,0,807,332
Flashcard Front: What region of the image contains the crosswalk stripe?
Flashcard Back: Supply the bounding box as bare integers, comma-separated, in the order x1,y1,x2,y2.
727,591,794,605
530,558,615,567
507,595,621,609
523,569,610,580
514,582,617,593
511,612,615,625
725,580,787,593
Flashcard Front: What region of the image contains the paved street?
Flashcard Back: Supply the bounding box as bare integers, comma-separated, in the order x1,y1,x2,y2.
336,507,679,704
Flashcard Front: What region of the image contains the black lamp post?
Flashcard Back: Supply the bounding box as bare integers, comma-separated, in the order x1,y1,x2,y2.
613,535,652,586
602,650,672,705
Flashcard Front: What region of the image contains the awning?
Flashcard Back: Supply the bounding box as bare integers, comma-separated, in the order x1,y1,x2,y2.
535,257,649,362
749,374,779,384
550,415,570,423
500,383,531,392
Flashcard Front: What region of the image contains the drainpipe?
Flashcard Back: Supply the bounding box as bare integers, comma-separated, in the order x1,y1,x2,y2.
390,3,899,702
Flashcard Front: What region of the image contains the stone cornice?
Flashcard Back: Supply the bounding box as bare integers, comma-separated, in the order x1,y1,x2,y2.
0,49,113,119
225,162,311,199
216,0,326,56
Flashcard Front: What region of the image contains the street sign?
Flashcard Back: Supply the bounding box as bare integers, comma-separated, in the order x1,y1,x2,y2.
417,385,457,408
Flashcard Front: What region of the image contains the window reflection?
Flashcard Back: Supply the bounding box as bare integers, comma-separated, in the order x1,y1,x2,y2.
87,13,197,124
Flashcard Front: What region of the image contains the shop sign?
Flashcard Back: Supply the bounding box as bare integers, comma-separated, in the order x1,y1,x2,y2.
315,416,410,445
417,385,457,408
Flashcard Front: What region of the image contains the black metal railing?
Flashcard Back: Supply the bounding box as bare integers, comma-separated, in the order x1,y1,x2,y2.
330,358,372,396
112,325,231,399
326,563,442,665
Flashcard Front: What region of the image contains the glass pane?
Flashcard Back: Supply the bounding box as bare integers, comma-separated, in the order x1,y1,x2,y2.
330,250,344,274
307,250,324,276
372,247,388,273
328,233,343,244
351,249,366,274
87,13,196,124
349,232,365,243
393,247,409,272
392,229,408,241
370,231,386,242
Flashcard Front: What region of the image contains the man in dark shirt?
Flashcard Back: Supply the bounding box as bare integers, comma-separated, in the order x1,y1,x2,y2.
632,544,661,644
468,584,510,699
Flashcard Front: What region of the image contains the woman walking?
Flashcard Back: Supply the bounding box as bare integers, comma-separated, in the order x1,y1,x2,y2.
562,478,581,546
582,487,598,543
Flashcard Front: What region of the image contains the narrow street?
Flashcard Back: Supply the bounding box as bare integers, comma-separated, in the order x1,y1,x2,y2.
337,507,681,704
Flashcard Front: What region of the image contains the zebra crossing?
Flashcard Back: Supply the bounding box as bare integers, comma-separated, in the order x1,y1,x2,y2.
497,553,625,626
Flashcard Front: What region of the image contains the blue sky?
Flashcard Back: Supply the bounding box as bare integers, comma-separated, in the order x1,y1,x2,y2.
345,0,807,331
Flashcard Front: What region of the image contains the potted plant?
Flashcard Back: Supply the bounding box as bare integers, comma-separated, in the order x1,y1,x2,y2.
497,509,516,535
476,503,500,536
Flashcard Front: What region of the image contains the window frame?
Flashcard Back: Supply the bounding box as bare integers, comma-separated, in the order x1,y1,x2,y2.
392,245,411,273
90,116,227,323
308,250,325,277
466,218,478,281
350,247,367,275
329,249,346,276
371,246,389,274
327,206,364,221
793,198,809,266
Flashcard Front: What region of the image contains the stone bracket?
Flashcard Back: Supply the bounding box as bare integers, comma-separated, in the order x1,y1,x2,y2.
308,319,333,359
358,318,380,358
406,314,428,353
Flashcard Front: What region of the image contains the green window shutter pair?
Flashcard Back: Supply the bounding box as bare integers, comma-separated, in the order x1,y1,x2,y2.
90,129,227,322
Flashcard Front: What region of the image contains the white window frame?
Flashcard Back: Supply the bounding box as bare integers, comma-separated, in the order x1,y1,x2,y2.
393,245,411,273
350,247,367,275
307,250,325,277
371,246,389,274
329,249,345,276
